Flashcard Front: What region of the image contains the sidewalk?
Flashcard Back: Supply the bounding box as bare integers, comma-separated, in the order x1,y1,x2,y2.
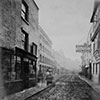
2,82,47,100
79,76,100,95
2,74,61,100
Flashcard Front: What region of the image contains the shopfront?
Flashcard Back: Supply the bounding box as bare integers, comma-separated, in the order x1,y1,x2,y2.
15,47,37,86
1,47,37,95
92,50,100,83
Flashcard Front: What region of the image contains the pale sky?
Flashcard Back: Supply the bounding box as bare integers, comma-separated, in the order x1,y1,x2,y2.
35,0,94,61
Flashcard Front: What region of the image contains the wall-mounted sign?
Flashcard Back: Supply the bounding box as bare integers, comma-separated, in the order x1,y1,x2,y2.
76,44,91,53
93,50,100,61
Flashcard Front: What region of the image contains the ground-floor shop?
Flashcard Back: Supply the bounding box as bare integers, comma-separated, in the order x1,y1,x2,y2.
37,63,54,82
0,47,37,96
91,62,100,84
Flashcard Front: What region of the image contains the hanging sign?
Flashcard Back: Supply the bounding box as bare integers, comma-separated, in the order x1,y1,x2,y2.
76,44,91,53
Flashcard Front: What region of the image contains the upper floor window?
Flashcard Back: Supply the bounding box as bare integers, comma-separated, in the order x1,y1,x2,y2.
40,54,42,62
30,42,37,56
22,30,29,51
40,43,42,50
21,0,29,21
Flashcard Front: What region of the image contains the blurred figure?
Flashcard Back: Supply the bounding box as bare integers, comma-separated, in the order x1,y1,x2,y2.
46,71,54,86
37,70,43,87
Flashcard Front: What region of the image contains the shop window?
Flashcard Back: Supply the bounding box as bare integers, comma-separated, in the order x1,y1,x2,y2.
29,60,35,78
2,48,15,81
21,0,29,22
15,56,22,80
22,29,29,51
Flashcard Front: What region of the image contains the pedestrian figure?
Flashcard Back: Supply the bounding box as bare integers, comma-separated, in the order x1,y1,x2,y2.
37,70,43,87
46,71,53,86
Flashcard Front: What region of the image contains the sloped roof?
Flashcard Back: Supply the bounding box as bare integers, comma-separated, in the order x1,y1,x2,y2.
90,0,100,22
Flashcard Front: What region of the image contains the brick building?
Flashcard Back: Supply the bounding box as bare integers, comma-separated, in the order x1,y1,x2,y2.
0,0,39,97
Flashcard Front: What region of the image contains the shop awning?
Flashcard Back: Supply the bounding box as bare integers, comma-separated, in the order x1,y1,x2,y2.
15,47,38,61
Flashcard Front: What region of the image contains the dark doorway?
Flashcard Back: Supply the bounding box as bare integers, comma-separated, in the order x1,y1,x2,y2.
22,60,29,89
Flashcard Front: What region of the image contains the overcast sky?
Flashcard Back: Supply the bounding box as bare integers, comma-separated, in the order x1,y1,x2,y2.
35,0,94,61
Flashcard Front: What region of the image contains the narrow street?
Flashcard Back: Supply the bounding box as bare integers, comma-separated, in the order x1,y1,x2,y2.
27,73,100,100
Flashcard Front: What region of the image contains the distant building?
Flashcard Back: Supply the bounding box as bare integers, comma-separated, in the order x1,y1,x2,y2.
53,50,68,72
0,0,39,97
38,26,55,79
90,0,100,83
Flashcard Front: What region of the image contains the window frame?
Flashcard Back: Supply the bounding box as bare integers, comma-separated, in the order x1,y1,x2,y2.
30,42,37,56
21,0,29,23
21,29,29,51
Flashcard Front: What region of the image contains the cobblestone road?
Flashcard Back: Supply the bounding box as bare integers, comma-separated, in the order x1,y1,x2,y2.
27,74,99,100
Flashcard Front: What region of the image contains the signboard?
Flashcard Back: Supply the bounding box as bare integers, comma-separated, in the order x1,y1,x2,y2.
93,50,100,61
76,44,91,53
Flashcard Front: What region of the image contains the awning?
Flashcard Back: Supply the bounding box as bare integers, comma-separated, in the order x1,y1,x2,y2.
15,47,38,61
1,47,14,55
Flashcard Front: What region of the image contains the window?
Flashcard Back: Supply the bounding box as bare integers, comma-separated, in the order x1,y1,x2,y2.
29,60,35,78
43,56,44,63
22,29,29,51
95,35,98,50
93,42,95,52
2,48,15,81
96,64,97,74
21,0,28,21
43,46,44,52
40,43,42,50
41,55,43,62
15,56,22,80
96,63,99,75
93,63,94,74
31,42,37,56
33,44,37,56
40,54,42,62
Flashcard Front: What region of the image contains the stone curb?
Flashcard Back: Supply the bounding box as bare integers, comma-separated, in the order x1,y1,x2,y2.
1,85,46,100
79,75,100,97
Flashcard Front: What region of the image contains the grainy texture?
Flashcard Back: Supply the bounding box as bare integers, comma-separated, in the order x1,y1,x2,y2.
28,74,94,100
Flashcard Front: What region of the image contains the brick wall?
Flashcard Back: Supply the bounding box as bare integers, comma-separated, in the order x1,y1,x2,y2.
0,0,39,98
0,0,22,49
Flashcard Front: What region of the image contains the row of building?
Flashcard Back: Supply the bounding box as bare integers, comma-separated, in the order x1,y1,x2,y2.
90,0,100,83
81,0,100,84
0,0,63,97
